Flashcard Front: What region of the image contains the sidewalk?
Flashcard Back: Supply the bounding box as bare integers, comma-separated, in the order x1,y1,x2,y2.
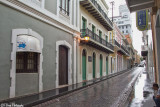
128,67,155,107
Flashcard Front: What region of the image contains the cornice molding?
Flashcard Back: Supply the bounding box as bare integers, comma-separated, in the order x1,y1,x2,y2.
0,0,80,35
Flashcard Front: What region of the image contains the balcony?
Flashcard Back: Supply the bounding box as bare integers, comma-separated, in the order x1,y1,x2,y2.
80,28,114,53
141,45,148,56
112,39,129,56
80,0,113,31
114,40,121,48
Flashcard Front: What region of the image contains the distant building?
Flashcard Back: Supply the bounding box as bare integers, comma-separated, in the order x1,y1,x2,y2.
112,5,132,38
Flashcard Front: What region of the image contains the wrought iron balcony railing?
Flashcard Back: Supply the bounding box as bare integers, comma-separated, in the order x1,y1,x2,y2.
121,45,130,55
90,0,113,27
114,39,120,48
80,28,114,51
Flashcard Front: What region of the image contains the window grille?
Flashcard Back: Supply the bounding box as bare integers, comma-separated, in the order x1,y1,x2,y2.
59,0,70,16
16,52,39,73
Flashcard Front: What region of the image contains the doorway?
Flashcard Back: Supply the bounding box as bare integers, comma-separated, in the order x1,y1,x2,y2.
82,49,87,81
59,45,68,85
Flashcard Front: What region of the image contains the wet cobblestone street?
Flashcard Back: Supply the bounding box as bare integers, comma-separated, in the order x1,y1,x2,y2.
36,67,143,107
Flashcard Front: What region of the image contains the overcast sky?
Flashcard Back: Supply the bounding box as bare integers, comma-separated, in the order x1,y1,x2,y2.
105,0,143,55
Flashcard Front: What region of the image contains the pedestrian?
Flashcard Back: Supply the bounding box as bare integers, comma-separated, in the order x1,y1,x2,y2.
152,83,160,107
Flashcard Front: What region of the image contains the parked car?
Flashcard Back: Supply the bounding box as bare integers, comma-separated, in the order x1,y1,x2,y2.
138,64,144,67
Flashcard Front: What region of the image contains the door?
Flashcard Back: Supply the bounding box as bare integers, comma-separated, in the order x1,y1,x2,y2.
93,53,96,78
111,57,112,73
82,17,87,37
99,30,102,43
92,25,96,39
100,55,103,77
106,35,108,42
106,57,108,75
59,45,68,85
82,50,86,81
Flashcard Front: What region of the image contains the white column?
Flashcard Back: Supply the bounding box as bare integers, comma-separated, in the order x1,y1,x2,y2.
73,37,77,84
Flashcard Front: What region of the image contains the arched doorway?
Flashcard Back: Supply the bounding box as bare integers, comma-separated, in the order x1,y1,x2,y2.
100,54,103,77
59,45,68,85
106,57,108,75
92,52,96,78
82,49,87,81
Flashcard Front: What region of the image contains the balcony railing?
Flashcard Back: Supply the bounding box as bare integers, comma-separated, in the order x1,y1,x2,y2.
114,39,120,48
90,0,113,27
80,28,114,51
121,45,130,55
113,39,129,55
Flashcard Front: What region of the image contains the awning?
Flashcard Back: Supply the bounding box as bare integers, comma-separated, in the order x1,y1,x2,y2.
17,35,41,53
125,0,154,12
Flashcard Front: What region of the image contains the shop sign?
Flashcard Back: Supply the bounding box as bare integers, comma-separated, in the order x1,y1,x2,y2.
136,9,148,31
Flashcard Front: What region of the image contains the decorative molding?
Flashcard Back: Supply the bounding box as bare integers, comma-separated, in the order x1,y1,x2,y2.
56,40,72,88
0,0,79,35
10,28,43,98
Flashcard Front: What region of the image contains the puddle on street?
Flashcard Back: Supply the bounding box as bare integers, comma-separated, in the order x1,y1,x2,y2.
128,68,153,107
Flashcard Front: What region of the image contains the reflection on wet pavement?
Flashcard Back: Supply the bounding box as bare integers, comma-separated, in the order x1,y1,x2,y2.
128,68,154,107
39,67,143,107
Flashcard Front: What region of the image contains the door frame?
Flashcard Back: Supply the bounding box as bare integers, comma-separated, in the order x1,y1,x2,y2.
59,45,68,85
92,52,96,78
56,40,72,88
10,28,43,98
82,49,87,81
100,54,103,77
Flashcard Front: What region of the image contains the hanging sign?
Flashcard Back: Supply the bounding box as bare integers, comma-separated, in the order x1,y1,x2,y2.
136,9,148,31
17,35,41,53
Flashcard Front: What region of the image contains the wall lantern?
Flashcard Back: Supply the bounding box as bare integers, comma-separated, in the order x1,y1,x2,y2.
84,36,90,41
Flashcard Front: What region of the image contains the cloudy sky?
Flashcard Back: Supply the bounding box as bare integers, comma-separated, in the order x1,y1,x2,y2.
105,0,143,55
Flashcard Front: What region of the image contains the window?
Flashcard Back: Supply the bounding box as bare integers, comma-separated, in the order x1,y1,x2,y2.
60,0,70,16
16,52,39,73
99,30,102,38
106,35,108,42
92,25,96,33
82,17,87,37
122,31,124,33
126,30,128,33
126,26,128,28
122,26,124,29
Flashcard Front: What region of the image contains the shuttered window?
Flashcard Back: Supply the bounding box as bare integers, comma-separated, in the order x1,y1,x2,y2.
16,52,39,73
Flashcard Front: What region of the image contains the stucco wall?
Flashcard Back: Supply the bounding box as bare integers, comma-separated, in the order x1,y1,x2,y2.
0,4,74,100
78,44,109,83
80,6,109,39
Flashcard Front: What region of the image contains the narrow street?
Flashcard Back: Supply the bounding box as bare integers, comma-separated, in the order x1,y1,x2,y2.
35,67,142,107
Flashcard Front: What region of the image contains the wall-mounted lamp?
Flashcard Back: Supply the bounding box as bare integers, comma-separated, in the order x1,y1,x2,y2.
84,36,90,41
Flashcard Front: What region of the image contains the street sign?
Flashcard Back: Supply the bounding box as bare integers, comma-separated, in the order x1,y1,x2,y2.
136,9,148,31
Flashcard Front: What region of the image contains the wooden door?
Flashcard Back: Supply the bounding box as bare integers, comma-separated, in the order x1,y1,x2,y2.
82,50,86,81
100,55,103,77
59,45,68,85
106,57,108,75
93,53,96,78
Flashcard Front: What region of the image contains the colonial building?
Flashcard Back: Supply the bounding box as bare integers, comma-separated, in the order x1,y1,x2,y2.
0,0,79,100
113,5,132,38
109,23,130,73
78,0,114,82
